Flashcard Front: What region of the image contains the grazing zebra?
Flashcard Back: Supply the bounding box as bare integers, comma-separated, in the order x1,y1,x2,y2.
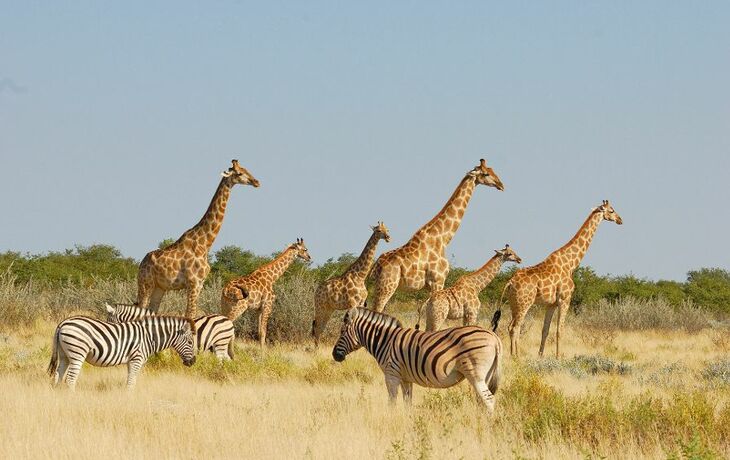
105,303,235,361
332,307,502,413
47,315,196,390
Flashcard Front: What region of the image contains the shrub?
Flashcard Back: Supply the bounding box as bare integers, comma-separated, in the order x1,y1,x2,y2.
575,297,710,332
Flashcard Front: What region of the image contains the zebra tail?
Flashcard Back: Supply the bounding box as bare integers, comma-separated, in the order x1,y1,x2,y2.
47,326,60,377
487,341,501,395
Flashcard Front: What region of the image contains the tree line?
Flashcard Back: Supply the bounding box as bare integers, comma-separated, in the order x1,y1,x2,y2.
1,243,728,313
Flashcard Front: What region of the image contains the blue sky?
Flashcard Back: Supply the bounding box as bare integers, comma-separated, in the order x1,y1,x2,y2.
1,2,728,281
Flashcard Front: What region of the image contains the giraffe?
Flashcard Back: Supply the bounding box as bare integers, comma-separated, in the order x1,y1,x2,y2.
500,200,623,358
136,160,259,319
221,239,311,347
311,222,391,345
368,159,505,312
416,244,522,332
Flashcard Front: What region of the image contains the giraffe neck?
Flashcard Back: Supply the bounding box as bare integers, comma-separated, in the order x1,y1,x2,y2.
551,211,603,271
462,254,504,292
346,232,383,280
415,175,476,246
180,178,233,250
258,247,299,283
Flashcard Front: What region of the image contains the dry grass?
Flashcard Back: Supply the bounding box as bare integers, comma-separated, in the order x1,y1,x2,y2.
2,313,729,460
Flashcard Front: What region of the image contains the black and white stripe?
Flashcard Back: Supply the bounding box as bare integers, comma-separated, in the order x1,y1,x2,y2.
105,304,235,360
333,307,502,412
47,315,196,390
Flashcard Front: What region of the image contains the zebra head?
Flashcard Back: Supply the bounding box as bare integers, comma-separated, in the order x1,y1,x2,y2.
332,307,363,362
171,319,197,367
105,303,153,323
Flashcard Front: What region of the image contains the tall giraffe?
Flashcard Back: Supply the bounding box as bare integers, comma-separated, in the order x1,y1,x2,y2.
136,160,259,319
221,239,311,347
501,200,623,357
311,222,391,345
368,159,504,312
417,244,522,331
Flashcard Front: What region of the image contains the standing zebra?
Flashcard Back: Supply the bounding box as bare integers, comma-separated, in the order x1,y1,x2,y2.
332,307,502,413
48,315,196,390
105,304,236,361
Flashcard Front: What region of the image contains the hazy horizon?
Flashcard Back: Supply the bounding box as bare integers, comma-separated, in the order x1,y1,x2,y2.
1,3,728,281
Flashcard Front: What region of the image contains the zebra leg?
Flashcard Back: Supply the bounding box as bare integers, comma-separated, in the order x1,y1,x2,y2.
64,358,85,391
126,355,146,389
384,375,401,405
468,377,496,415
538,305,557,357
400,381,413,405
215,343,231,361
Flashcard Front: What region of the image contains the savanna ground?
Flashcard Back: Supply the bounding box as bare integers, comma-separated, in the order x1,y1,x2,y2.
1,274,729,459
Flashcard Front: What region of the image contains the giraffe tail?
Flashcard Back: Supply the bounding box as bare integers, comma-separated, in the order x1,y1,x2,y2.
415,298,429,330
490,309,502,332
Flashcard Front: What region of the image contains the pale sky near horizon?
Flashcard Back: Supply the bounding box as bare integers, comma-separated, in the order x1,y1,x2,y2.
1,2,728,281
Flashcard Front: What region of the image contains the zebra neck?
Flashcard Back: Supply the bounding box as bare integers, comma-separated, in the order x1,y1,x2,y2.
143,319,177,352
356,320,396,364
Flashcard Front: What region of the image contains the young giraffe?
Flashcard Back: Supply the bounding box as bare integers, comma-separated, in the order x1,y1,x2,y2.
369,159,505,312
136,160,259,319
311,222,391,345
416,244,522,331
500,200,623,358
221,239,311,347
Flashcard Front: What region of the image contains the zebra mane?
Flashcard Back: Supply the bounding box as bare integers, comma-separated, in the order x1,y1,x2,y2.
355,308,403,329
138,315,197,334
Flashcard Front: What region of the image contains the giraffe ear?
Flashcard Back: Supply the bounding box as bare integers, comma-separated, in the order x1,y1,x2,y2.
221,170,233,177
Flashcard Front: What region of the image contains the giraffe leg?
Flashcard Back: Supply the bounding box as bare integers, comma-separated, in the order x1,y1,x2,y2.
312,305,334,347
508,311,527,358
538,305,557,358
148,288,165,313
426,298,447,332
401,381,413,405
185,282,203,319
136,277,154,309
258,298,274,348
371,265,401,312
555,296,571,358
463,300,480,326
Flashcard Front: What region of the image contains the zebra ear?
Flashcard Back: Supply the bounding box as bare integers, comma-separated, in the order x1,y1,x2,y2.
105,303,115,314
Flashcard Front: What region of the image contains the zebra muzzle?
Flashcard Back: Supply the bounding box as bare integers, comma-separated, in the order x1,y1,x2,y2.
332,350,346,362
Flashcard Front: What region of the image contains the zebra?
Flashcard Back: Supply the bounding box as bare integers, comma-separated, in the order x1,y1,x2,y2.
105,303,235,361
332,307,502,413
47,315,196,390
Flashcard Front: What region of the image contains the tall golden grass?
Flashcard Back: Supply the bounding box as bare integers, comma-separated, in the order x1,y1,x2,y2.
2,312,729,459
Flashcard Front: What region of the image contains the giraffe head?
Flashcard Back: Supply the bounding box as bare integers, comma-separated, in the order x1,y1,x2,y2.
221,159,260,187
495,244,522,264
594,200,623,225
371,221,391,243
469,158,504,191
291,238,312,262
